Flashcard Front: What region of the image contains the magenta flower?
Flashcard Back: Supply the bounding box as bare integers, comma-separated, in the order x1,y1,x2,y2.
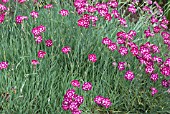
44,4,53,9
87,5,96,13
118,18,127,27
72,110,82,114
15,15,28,24
94,96,104,105
65,89,75,99
111,9,120,18
0,4,7,12
15,0,26,4
118,62,126,71
82,82,92,91
32,25,46,36
59,9,69,16
145,65,154,74
142,6,150,11
62,46,71,54
0,61,8,70
107,1,118,8
0,13,6,24
45,39,53,47
128,4,137,14
164,58,170,67
71,80,80,88
119,46,128,56
104,13,112,21
108,42,117,51
150,16,158,24
162,79,169,88
144,27,154,38
101,98,112,108
153,26,161,33
34,35,43,44
88,54,97,63
30,11,39,18
74,95,84,105
38,50,46,58
102,37,112,45
160,65,170,76
130,47,139,56
69,101,79,111
1,0,9,3
150,87,158,96
124,70,135,81
31,60,39,65
150,73,158,82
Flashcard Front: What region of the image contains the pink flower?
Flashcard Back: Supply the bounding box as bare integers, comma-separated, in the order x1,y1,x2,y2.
124,70,135,81
65,89,75,99
150,16,158,24
15,15,28,24
150,73,158,82
59,9,69,16
162,79,169,88
69,101,79,111
160,66,170,77
72,110,82,114
32,25,46,36
118,18,127,27
82,82,92,91
94,95,104,105
164,58,170,67
30,11,39,18
74,95,84,105
71,80,80,88
1,0,9,4
34,35,43,44
150,87,158,96
0,61,8,70
102,37,112,45
31,60,39,65
107,1,118,8
88,54,97,63
62,46,71,54
15,0,26,4
0,13,5,23
153,26,161,33
128,4,136,14
45,39,53,47
118,62,126,71
87,5,96,13
130,47,138,56
104,13,112,21
111,9,120,18
44,4,53,9
108,42,117,51
0,4,7,11
145,65,154,74
119,46,128,56
101,98,112,108
142,6,150,11
38,50,46,58
77,18,90,28
144,27,154,38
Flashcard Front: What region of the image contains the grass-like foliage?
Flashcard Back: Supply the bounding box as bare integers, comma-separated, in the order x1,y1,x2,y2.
0,0,170,114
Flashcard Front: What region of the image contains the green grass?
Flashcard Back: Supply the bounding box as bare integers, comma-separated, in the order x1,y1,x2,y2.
0,0,170,114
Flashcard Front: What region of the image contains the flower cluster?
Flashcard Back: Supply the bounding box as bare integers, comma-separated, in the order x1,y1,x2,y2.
94,96,112,108
62,46,71,54
31,25,46,44
62,80,92,114
74,0,129,28
0,61,8,70
62,89,83,114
